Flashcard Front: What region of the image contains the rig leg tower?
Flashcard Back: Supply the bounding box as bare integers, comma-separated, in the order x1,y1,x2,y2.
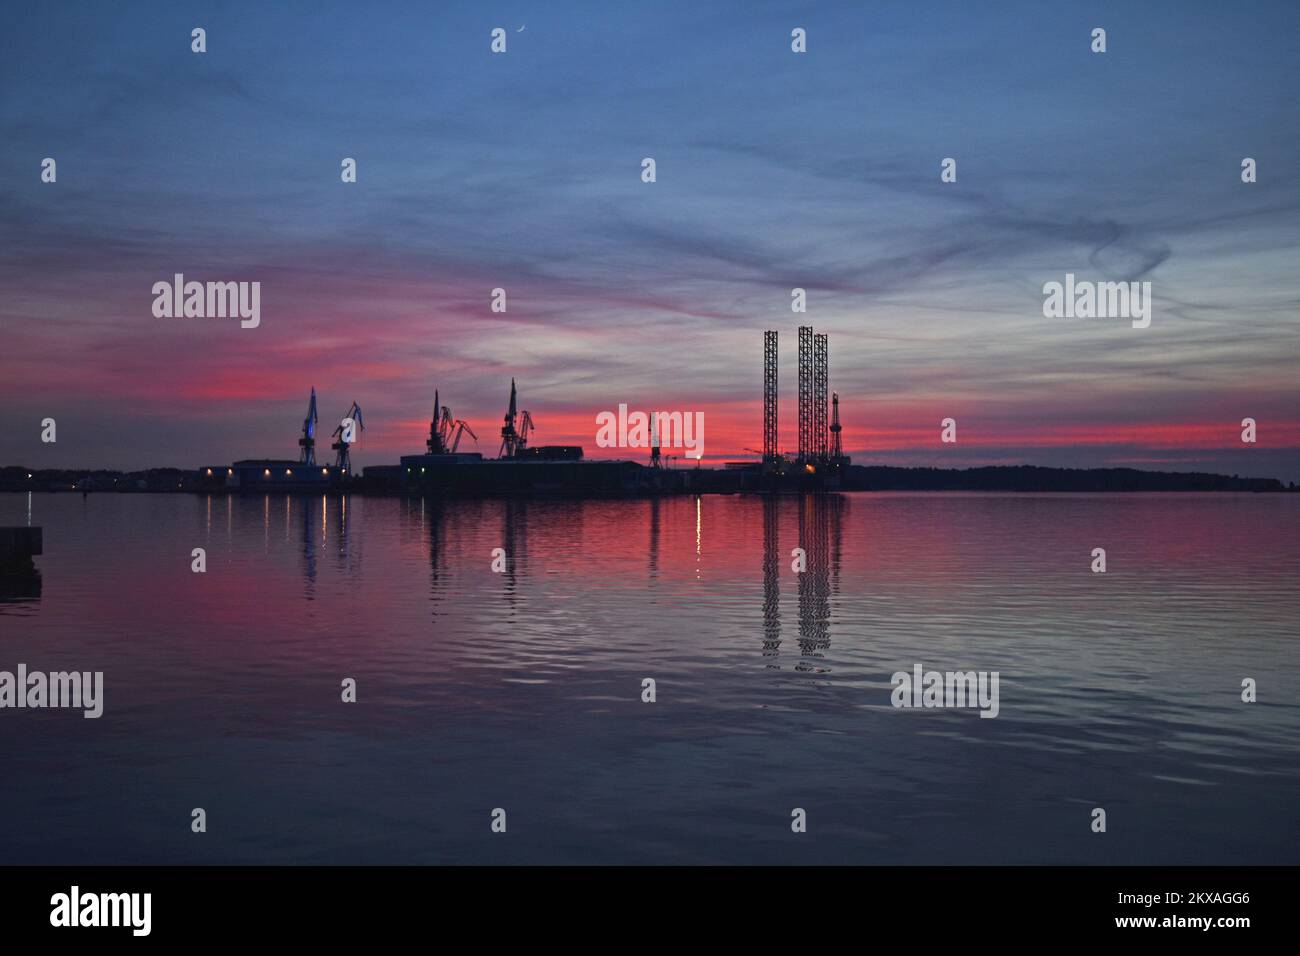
763,330,779,468
814,333,828,463
797,326,813,463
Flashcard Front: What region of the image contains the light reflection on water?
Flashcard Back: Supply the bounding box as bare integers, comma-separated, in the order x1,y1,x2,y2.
0,491,1297,864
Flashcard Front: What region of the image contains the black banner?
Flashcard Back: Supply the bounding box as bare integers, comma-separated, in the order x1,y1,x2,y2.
0,866,1283,941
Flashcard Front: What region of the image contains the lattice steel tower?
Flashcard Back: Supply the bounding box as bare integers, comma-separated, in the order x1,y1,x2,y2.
797,326,813,462
763,331,778,463
813,333,828,461
830,391,844,460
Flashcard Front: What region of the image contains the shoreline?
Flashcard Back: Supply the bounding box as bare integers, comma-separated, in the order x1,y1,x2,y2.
2,463,1292,496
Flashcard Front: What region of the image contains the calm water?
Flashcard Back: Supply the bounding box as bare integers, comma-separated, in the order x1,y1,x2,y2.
1,491,1297,865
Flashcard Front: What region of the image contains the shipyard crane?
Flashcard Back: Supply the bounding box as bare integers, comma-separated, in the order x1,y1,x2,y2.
499,379,523,457
331,401,364,473
436,406,453,449
517,409,534,455
428,388,476,455
449,420,477,452
298,387,319,466
427,389,454,454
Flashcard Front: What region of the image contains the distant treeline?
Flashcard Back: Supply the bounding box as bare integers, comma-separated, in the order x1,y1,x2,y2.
841,465,1290,493
0,467,191,493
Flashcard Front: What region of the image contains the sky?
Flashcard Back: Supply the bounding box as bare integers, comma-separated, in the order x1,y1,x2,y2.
2,0,1298,480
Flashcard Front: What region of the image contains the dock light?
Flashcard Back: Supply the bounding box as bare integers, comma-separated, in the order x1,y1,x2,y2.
26,474,32,479
286,469,292,476
322,468,328,475
227,468,232,476
342,468,347,475
206,468,213,476
805,463,816,474
264,469,271,477
421,467,426,473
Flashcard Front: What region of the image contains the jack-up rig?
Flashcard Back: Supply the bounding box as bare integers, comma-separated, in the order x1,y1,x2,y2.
760,326,850,487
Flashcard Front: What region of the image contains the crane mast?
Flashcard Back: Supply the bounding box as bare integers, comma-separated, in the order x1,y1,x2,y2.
298,387,319,465
331,401,364,473
498,379,533,458
427,389,443,454
427,389,454,454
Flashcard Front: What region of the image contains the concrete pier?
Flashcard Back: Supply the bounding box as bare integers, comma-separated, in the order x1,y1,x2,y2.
0,527,42,571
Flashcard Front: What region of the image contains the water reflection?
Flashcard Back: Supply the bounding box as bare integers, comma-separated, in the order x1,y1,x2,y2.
755,494,847,669
795,494,838,670
648,497,661,580
761,496,780,660
294,494,357,599
2,491,1297,865
501,499,527,612
1,490,42,609
425,497,448,620
334,495,353,571
0,569,41,606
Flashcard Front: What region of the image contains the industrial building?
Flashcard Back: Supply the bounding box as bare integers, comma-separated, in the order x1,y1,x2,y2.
197,387,358,492
200,460,334,491
392,380,685,496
